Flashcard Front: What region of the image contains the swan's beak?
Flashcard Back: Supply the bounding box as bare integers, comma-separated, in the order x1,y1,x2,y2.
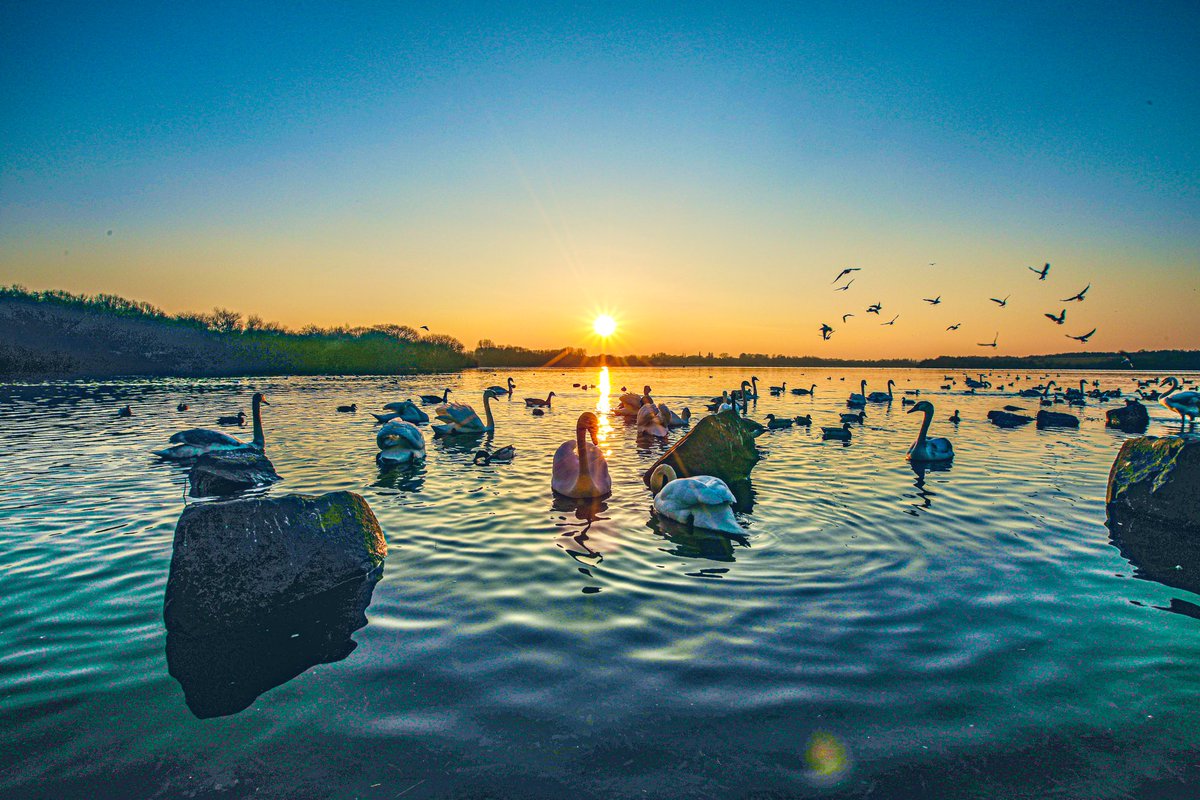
261,399,270,405
906,405,919,414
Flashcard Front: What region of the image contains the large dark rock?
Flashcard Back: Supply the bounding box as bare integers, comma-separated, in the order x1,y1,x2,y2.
1106,400,1150,433
165,491,386,637
642,410,760,508
1107,435,1200,530
988,410,1032,427
188,450,281,497
1036,410,1080,429
166,568,380,719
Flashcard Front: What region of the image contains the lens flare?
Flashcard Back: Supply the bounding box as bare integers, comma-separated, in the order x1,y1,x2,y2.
593,315,617,338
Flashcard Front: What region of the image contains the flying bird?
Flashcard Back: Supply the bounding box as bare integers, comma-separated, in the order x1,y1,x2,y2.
946,323,961,331
1045,308,1066,325
978,333,998,348
882,315,899,326
835,279,854,292
1029,263,1050,280
990,295,1010,308
1062,284,1090,302
1067,327,1097,343
842,313,854,323
819,324,834,340
923,296,941,305
866,303,882,314
1119,351,1135,369
832,268,860,284
420,325,430,331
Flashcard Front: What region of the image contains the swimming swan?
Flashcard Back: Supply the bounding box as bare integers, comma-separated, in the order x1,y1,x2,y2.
551,412,611,498
376,419,425,466
157,393,268,459
432,388,501,436
906,400,954,463
648,464,741,535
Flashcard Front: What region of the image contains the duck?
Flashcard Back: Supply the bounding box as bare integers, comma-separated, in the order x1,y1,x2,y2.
637,402,669,437
867,379,896,403
157,393,268,459
433,388,501,436
374,400,429,424
1159,376,1200,425
847,380,868,408
486,377,516,397
473,445,516,465
525,392,556,408
419,388,451,405
769,382,787,396
840,411,866,424
822,423,852,441
551,412,611,498
764,414,794,430
901,397,915,406
117,405,133,418
658,403,691,428
376,419,425,466
906,401,954,463
176,402,188,412
793,414,812,426
217,410,246,426
648,464,741,535
337,403,358,413
949,409,961,423
791,384,817,396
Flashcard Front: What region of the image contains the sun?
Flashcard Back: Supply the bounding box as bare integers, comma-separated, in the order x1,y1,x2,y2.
593,314,617,338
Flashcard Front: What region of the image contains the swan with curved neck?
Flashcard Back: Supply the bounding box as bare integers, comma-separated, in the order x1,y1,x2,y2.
868,379,895,403
906,400,954,462
485,377,516,397
551,412,611,498
648,464,741,534
419,388,451,405
637,402,669,437
847,380,867,408
432,388,499,436
791,384,817,396
157,393,269,459
1160,376,1200,425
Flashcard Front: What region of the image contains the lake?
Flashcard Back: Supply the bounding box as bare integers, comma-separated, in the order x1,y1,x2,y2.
1,367,1197,799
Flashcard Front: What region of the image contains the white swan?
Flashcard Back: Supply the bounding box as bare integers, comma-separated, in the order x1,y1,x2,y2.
637,402,669,437
374,400,429,424
867,379,895,403
156,393,268,459
847,380,867,408
658,403,690,428
551,412,611,498
1160,376,1200,425
648,464,741,535
432,388,500,436
376,419,425,466
906,400,954,463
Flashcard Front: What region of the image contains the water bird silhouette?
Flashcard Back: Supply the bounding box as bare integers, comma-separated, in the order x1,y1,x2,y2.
1067,328,1097,343
819,324,833,340
882,314,899,326
978,333,999,348
947,323,961,331
866,303,882,314
157,393,268,459
1045,309,1066,325
117,405,132,418
337,403,357,413
419,388,451,405
842,313,854,323
906,401,954,463
1061,284,1090,302
432,388,501,436
924,296,941,305
990,295,1010,308
1029,263,1050,280
832,268,860,283
486,377,516,396
835,280,854,292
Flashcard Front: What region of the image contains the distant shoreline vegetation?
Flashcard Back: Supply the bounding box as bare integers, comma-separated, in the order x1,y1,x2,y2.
1,286,1196,379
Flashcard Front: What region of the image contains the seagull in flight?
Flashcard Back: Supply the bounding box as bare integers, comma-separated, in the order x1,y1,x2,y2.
946,323,961,331
1029,263,1050,280
1067,327,1097,343
990,295,1010,308
819,323,834,340
832,268,860,284
1119,351,1134,369
866,303,882,314
1061,284,1090,302
835,279,854,292
978,332,998,348
1044,308,1066,325
882,314,899,326
923,296,941,305
420,325,430,331
842,313,854,323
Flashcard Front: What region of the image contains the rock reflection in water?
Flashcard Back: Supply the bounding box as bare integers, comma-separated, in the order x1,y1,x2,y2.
165,568,381,719
1108,512,1200,598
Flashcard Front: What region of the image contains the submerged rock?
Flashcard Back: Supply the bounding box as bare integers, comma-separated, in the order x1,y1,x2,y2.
188,450,281,497
1036,410,1080,429
1107,435,1200,530
165,491,386,637
642,410,760,509
988,410,1033,427
1106,400,1150,433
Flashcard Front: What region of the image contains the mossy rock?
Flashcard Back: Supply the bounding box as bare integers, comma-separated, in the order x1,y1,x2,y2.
1106,400,1150,433
188,450,281,497
642,410,760,496
1107,435,1200,531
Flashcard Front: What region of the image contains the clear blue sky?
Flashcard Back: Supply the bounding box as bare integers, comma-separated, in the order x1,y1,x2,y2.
2,1,1197,356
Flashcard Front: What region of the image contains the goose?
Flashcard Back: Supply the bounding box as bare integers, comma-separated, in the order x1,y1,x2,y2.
769,382,787,396
949,410,961,423
525,392,556,408
637,402,669,437
793,414,812,426
176,402,188,412
419,388,451,405
840,411,866,424
658,403,690,428
551,412,611,498
791,384,817,396
375,419,425,466
117,405,132,418
1160,377,1200,425
432,388,501,436
337,403,358,413
822,423,852,441
906,401,954,463
868,380,896,403
374,400,429,424
218,410,246,426
157,393,268,459
648,464,741,535
764,414,794,430
473,445,516,464
847,380,868,408
486,377,516,397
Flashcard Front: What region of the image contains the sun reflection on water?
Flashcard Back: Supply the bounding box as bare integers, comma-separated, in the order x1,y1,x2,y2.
595,366,612,450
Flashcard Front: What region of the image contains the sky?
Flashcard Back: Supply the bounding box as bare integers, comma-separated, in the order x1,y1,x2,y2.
1,1,1197,359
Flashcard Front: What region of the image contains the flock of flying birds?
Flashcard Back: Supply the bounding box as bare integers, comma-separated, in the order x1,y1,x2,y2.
820,263,1097,348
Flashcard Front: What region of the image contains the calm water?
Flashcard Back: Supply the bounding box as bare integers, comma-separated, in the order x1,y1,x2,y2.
2,367,1198,799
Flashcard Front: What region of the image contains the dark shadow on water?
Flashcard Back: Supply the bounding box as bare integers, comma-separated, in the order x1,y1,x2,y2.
1108,512,1200,599
373,462,426,493
646,514,750,564
165,568,381,719
551,495,609,567
903,461,951,514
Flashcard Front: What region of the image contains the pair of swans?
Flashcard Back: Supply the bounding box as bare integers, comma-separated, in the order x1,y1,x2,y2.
157,393,268,459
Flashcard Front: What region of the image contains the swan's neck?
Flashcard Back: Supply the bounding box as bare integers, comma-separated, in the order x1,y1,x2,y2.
443,388,450,402
482,393,495,430
915,408,933,450
251,398,265,448
576,426,590,480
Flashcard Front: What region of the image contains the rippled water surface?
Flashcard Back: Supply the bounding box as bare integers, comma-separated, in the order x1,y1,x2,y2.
2,367,1199,799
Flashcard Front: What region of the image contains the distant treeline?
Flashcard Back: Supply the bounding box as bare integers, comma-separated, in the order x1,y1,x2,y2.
0,286,472,378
